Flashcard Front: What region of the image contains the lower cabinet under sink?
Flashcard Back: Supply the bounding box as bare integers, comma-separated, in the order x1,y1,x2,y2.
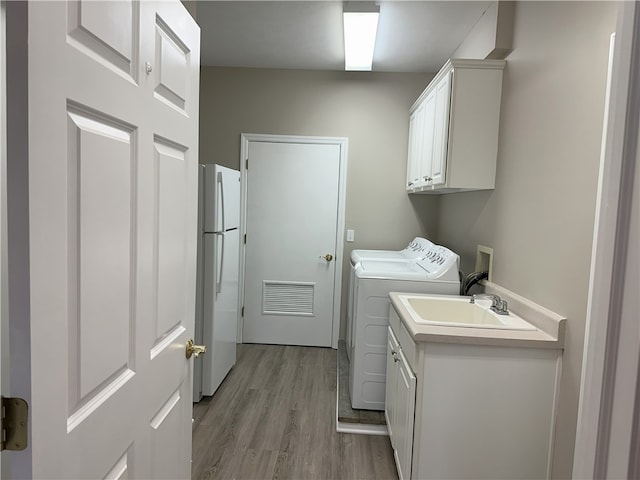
385,300,563,480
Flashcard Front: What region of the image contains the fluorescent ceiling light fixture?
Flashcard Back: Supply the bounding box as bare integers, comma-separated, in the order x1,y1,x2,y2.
343,2,380,71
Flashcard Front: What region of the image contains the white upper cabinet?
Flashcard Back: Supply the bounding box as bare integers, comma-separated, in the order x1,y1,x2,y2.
406,59,506,194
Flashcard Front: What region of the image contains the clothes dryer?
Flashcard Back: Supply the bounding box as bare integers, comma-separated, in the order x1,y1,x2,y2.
348,244,460,411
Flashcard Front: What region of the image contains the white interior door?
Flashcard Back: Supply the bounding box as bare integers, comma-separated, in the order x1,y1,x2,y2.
242,137,345,347
27,2,199,478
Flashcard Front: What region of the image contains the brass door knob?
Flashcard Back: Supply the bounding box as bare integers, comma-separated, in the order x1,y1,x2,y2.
320,254,334,262
185,339,206,359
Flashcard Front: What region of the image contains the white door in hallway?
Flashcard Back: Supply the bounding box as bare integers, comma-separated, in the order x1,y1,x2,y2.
26,1,199,478
242,137,346,347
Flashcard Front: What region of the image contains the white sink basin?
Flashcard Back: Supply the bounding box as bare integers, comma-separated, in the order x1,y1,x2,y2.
398,294,537,331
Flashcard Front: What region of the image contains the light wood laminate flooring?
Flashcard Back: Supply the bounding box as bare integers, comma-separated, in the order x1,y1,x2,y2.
192,344,398,480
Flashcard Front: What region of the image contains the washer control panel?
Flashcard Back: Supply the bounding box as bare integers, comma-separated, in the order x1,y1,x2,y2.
416,245,459,277
404,237,433,255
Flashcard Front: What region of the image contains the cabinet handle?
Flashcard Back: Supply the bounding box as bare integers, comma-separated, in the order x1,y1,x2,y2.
407,182,413,187
394,356,400,363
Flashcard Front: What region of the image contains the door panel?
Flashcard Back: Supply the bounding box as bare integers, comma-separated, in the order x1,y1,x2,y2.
27,1,200,478
104,449,130,479
432,72,451,186
67,108,135,405
407,105,423,187
149,386,189,480
421,90,436,184
154,139,188,341
385,326,399,446
154,16,191,112
243,141,342,347
67,0,137,79
396,349,416,480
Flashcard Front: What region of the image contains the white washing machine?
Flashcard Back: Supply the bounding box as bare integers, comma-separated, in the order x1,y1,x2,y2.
348,244,460,411
346,237,434,360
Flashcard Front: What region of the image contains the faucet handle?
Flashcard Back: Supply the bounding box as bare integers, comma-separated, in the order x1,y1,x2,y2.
471,294,509,315
491,299,509,315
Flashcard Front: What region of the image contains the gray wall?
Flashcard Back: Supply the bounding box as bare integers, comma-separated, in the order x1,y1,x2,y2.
199,68,439,337
198,2,617,476
437,2,617,477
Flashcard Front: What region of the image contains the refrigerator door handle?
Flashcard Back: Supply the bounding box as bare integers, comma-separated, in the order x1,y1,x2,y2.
215,231,225,294
217,171,225,232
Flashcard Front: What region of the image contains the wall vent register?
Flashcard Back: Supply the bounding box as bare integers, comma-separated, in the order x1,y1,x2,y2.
262,281,315,316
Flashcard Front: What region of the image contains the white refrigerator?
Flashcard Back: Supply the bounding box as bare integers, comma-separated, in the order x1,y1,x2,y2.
194,164,240,401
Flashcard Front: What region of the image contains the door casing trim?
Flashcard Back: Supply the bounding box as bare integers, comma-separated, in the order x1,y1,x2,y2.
238,133,348,349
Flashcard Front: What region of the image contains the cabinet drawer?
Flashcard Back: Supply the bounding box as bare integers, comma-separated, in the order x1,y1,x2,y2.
399,321,417,372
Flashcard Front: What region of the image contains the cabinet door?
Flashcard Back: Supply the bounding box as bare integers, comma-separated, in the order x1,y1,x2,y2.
431,71,452,186
420,90,437,185
406,103,425,189
385,326,400,446
395,348,417,480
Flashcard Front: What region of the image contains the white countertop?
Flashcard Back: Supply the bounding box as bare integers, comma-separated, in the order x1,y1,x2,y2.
389,288,565,349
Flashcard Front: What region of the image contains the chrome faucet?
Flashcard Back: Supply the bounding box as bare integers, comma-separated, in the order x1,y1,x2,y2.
470,293,509,315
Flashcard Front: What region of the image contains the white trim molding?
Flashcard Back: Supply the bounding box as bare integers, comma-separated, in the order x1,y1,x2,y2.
574,3,640,478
